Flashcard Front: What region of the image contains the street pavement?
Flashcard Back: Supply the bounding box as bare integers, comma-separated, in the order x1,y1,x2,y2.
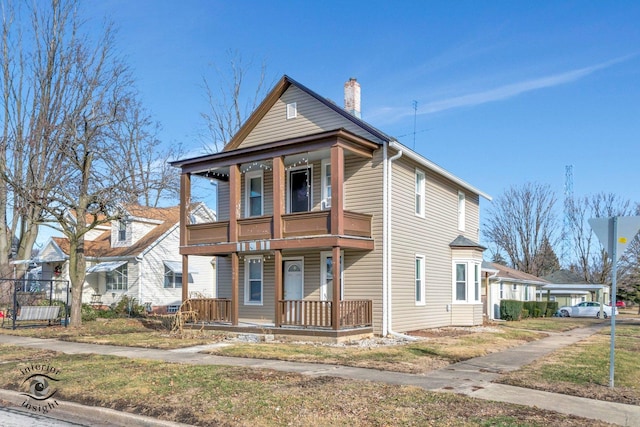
1,322,639,426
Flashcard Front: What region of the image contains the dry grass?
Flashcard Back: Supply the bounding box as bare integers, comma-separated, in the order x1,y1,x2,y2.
0,344,616,427
205,327,545,374
0,317,228,349
498,323,640,405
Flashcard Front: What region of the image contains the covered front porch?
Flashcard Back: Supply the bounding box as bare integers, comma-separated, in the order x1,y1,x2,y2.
182,297,373,341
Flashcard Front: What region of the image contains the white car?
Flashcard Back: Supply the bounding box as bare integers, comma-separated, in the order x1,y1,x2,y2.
557,301,617,319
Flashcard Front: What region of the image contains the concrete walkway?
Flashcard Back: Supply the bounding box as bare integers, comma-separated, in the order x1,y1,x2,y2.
1,324,639,426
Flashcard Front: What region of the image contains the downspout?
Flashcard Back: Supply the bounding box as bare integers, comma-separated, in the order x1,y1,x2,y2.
385,142,417,341
136,255,143,306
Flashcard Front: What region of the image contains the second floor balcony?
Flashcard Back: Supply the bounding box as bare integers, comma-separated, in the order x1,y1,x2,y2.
177,130,379,255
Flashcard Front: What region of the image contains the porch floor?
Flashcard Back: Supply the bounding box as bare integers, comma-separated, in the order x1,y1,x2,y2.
184,320,374,343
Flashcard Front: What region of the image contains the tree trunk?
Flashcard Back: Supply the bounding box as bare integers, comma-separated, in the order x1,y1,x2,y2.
67,237,86,327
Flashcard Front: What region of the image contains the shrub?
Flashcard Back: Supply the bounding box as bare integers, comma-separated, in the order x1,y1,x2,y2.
537,301,548,317
112,296,146,318
545,301,559,317
500,300,523,321
81,303,98,321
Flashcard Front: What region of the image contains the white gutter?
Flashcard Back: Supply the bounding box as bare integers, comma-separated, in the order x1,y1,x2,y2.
389,140,492,201
384,142,417,341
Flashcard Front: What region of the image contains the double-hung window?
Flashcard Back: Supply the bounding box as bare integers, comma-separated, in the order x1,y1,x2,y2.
454,261,481,303
415,169,425,217
244,256,263,305
455,263,466,301
118,221,127,241
458,191,466,231
415,255,425,305
164,265,182,289
106,264,128,291
474,263,480,301
245,170,263,217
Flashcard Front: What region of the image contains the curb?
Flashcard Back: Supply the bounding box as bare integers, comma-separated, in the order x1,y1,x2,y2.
0,389,193,427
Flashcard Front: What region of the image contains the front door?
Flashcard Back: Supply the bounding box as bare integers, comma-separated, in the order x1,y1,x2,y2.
284,260,303,322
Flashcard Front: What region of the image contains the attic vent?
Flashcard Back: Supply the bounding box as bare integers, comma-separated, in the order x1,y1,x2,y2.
286,102,297,119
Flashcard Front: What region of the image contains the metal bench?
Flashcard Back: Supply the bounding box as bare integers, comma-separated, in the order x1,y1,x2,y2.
2,305,61,327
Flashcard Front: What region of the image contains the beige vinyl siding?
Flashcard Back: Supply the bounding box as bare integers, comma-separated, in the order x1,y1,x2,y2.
238,86,384,149
217,256,231,299
451,304,483,326
217,181,230,221
343,150,384,333
389,153,484,332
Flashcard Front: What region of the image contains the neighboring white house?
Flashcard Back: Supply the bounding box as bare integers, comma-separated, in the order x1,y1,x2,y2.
540,269,610,307
36,204,217,313
482,261,550,320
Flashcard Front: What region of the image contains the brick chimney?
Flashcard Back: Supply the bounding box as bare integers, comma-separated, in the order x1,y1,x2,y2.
344,78,361,119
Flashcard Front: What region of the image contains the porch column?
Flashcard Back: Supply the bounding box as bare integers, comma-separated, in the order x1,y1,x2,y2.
331,245,341,330
229,164,241,242
229,165,241,325
181,255,189,302
272,156,285,239
180,173,191,302
330,145,345,235
231,252,239,325
274,250,283,327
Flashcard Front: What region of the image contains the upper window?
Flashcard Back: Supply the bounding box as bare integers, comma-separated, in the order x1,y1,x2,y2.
321,159,331,209
286,102,297,119
415,169,425,217
415,255,425,305
288,167,312,213
455,263,466,301
106,263,128,291
458,191,466,231
118,221,127,241
244,256,263,305
245,170,263,217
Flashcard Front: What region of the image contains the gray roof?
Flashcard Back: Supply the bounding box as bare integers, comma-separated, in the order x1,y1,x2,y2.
449,235,486,250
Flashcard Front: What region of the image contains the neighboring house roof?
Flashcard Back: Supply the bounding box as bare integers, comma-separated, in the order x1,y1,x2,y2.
449,235,486,250
483,261,550,286
52,205,181,259
541,269,586,284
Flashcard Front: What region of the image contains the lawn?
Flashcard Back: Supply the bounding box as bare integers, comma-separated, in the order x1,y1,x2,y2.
0,344,617,426
0,317,228,349
498,323,640,405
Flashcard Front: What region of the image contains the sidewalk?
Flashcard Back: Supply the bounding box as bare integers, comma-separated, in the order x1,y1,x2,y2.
1,325,639,426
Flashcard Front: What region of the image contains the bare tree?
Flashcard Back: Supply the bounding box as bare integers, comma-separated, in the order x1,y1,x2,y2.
200,50,269,152
0,0,141,325
483,183,558,276
103,94,182,207
566,193,633,284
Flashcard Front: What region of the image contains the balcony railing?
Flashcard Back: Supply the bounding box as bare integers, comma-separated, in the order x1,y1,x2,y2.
185,210,372,246
278,299,372,329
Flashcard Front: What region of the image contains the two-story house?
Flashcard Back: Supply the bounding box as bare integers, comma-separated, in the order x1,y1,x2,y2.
170,76,491,339
37,204,216,313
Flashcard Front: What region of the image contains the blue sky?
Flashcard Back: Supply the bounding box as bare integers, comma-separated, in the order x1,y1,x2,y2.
78,1,639,237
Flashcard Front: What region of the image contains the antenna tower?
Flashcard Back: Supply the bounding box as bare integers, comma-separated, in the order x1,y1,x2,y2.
412,100,418,149
562,165,574,267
